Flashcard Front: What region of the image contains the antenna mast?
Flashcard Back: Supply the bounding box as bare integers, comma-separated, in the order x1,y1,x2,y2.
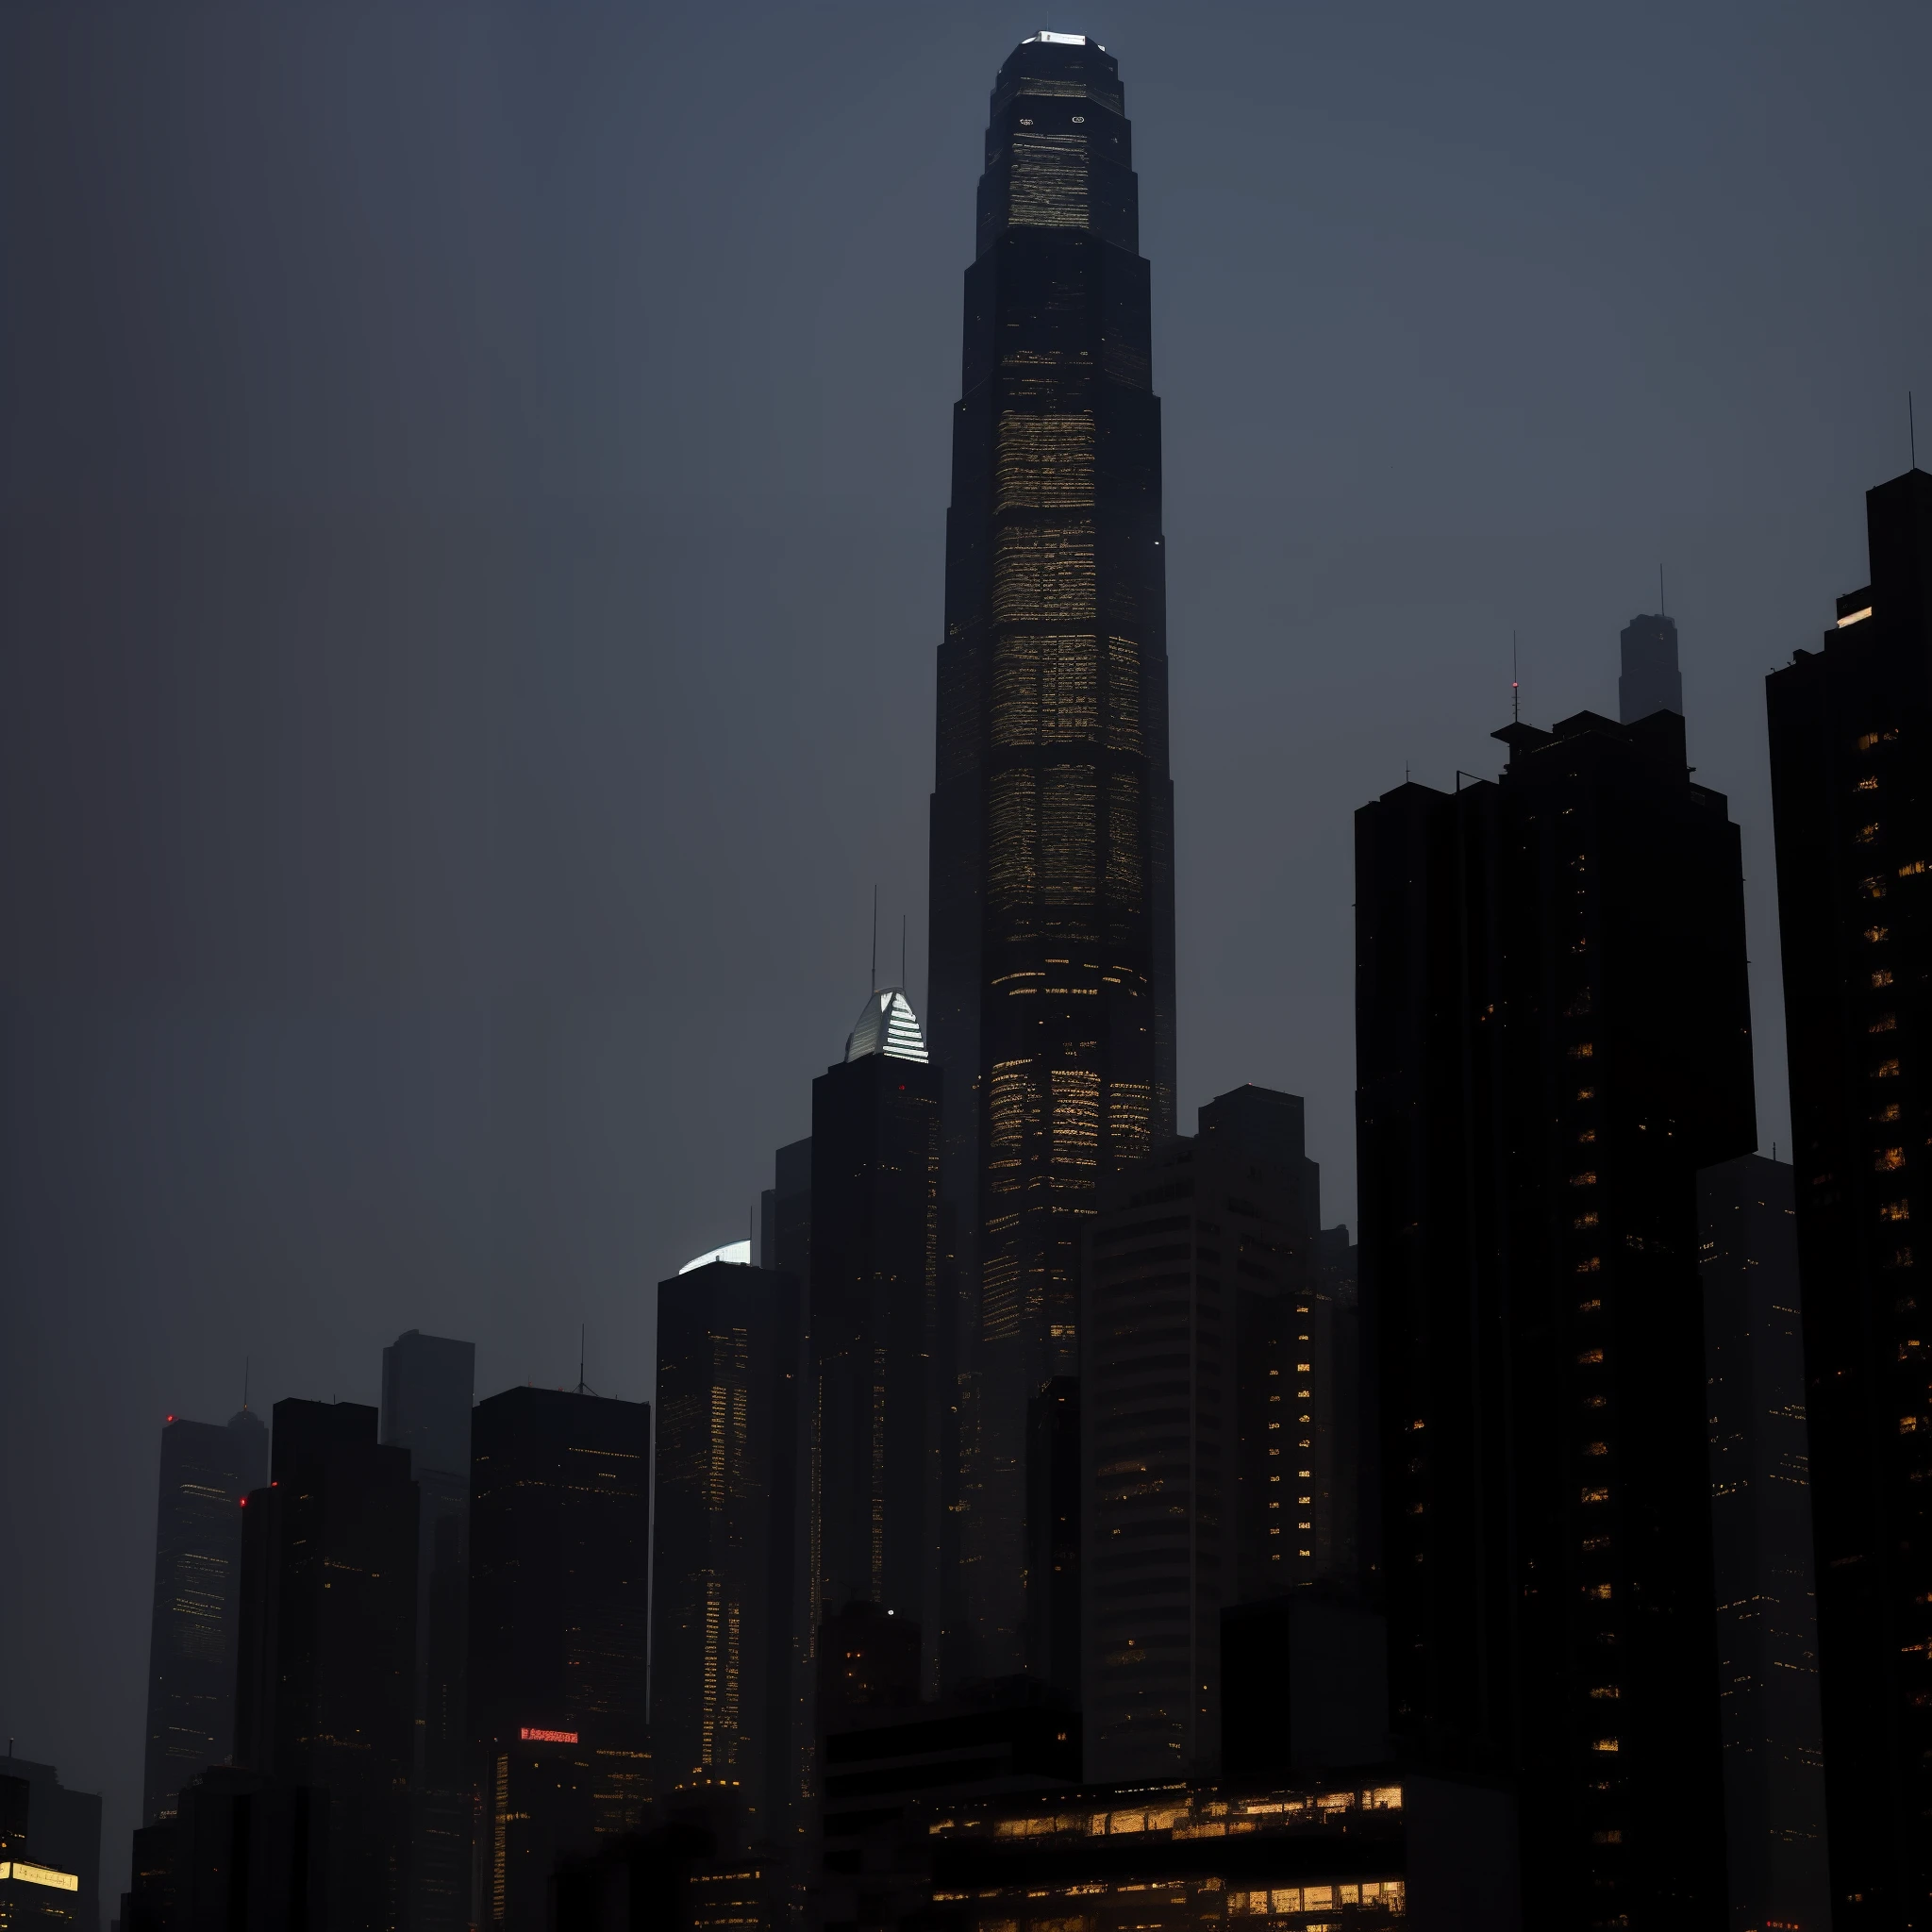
1512,631,1520,723
870,886,878,994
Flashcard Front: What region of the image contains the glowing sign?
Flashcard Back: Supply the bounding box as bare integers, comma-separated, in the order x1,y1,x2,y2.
520,1727,578,1743
0,1862,81,1891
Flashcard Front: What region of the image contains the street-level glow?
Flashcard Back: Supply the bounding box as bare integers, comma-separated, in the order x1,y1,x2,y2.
1839,606,1874,627
678,1241,751,1274
520,1726,579,1743
0,1862,81,1891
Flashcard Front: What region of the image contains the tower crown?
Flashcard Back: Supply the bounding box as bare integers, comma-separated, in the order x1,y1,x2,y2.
844,989,928,1064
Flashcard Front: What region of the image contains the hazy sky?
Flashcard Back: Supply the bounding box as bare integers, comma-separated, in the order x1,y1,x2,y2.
4,0,1930,1900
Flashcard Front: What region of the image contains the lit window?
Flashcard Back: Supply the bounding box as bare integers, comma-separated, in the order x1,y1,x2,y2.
1583,1441,1609,1457
1581,1486,1610,1504
1571,1172,1599,1188
1591,1737,1621,1753
1875,1059,1902,1079
1877,1148,1907,1172
1577,1348,1605,1364
1586,1582,1612,1599
1865,925,1890,943
1883,1248,1914,1270
1861,877,1889,898
1903,860,1928,876
1574,1211,1599,1228
1871,1013,1898,1034
1594,1828,1624,1843
1576,1087,1596,1100
1578,1297,1602,1312
1882,1201,1910,1222
1569,1043,1595,1059
1589,1685,1620,1699
1875,1103,1902,1122
1576,1256,1601,1274
1902,1417,1920,1434
1874,969,1896,987
1857,774,1879,791
1578,1128,1598,1143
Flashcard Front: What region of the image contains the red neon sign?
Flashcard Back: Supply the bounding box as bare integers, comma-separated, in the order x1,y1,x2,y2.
520,1726,578,1744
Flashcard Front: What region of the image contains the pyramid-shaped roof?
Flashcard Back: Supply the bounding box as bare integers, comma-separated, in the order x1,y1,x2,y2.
844,988,929,1064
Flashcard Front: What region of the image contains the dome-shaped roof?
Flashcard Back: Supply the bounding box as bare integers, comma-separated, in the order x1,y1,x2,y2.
844,988,928,1064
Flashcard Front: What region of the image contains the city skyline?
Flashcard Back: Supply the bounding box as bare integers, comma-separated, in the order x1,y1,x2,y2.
5,3,1932,1919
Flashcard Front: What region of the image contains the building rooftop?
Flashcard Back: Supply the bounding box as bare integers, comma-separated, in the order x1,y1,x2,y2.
845,989,929,1065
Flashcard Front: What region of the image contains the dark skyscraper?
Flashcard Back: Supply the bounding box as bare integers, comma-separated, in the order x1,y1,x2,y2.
1357,705,1755,1926
467,1385,651,1929
760,1136,812,1284
808,990,941,1663
1080,1087,1332,1783
1698,1155,1829,1932
652,1258,804,1841
1766,466,1932,1932
1618,610,1683,723
140,1407,268,1826
380,1329,475,1932
235,1399,418,1932
925,30,1176,1675
0,1756,101,1932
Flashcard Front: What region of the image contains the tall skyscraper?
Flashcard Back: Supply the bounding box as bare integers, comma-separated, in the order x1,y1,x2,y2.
140,1407,268,1824
467,1385,652,1929
1765,466,1932,1931
653,1257,805,1840
1023,1374,1081,1704
808,990,941,1659
379,1330,475,1932
760,1138,811,1284
1357,704,1755,1925
925,30,1176,1676
0,1756,101,1932
234,1399,418,1932
1699,1155,1829,1932
1080,1087,1334,1783
1618,611,1683,722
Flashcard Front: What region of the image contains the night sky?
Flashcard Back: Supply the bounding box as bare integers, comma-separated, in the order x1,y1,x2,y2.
4,0,1929,1902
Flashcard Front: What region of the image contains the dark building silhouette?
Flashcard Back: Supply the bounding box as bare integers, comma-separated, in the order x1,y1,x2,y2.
551,1791,776,1932
1357,705,1754,1926
925,30,1176,1677
1765,465,1932,1932
759,1137,811,1284
1024,1375,1081,1703
1080,1087,1343,1782
140,1407,268,1826
816,1600,923,1735
379,1330,475,1932
1220,1592,1389,1778
1618,611,1683,723
234,1399,418,1932
653,1259,804,1840
808,991,942,1666
466,1384,651,1928
117,1767,327,1932
0,1756,100,1931
1698,1155,1829,1932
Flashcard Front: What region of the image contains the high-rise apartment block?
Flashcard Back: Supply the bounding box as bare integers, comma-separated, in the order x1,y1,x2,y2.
140,1407,268,1825
380,1329,475,1932
1357,705,1754,1925
467,1385,652,1928
1080,1086,1342,1783
809,991,942,1665
1699,1155,1829,1932
653,1258,804,1840
1767,466,1932,1930
234,1399,418,1932
926,31,1177,1677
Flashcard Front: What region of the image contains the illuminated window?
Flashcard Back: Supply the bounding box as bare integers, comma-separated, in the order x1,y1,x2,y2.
1902,1417,1920,1434
1576,1086,1596,1100
1865,925,1890,943
1591,1737,1620,1753
1585,1582,1612,1599
1594,1829,1624,1843
1873,969,1896,987
1577,1348,1604,1364
1861,877,1889,899
1574,1212,1599,1228
1571,1172,1599,1188
1857,824,1881,844
1857,774,1879,791
1875,1103,1902,1122
1581,1486,1610,1504
1903,859,1928,876
1576,1256,1601,1274
1578,1297,1601,1312
1882,1201,1910,1222
1589,1684,1620,1699
1871,1013,1898,1034
1583,1441,1609,1457
1569,1042,1595,1058
1874,1059,1902,1079
1876,1148,1907,1173
1883,1248,1915,1270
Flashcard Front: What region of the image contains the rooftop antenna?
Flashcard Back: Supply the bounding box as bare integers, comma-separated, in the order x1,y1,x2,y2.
1512,631,1520,723
576,1324,595,1398
242,1355,251,1411
1912,391,1919,470
870,886,878,995
900,914,908,991
1658,563,1667,619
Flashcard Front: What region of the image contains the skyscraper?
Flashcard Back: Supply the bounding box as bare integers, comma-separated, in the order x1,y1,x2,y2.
380,1330,475,1932
140,1407,268,1825
467,1385,652,1929
925,30,1176,1676
1765,466,1932,1931
808,990,941,1663
1357,705,1755,1925
0,1756,101,1932
1618,611,1683,723
234,1399,418,1932
1698,1155,1828,1932
1080,1087,1329,1784
652,1257,805,1840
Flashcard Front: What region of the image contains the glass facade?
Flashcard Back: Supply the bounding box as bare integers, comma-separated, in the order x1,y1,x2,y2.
928,31,1175,1679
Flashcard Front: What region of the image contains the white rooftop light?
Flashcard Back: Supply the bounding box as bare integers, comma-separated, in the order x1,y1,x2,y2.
1025,30,1102,48
844,988,930,1065
678,1239,751,1274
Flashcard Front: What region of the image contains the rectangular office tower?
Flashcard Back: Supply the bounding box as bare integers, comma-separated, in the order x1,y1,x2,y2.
1699,1156,1828,1932
1081,1086,1344,1783
235,1399,418,1932
809,991,942,1656
1766,465,1932,1931
1357,707,1755,1927
653,1259,804,1840
925,31,1177,1677
141,1406,268,1824
467,1385,651,1928
381,1330,475,1932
